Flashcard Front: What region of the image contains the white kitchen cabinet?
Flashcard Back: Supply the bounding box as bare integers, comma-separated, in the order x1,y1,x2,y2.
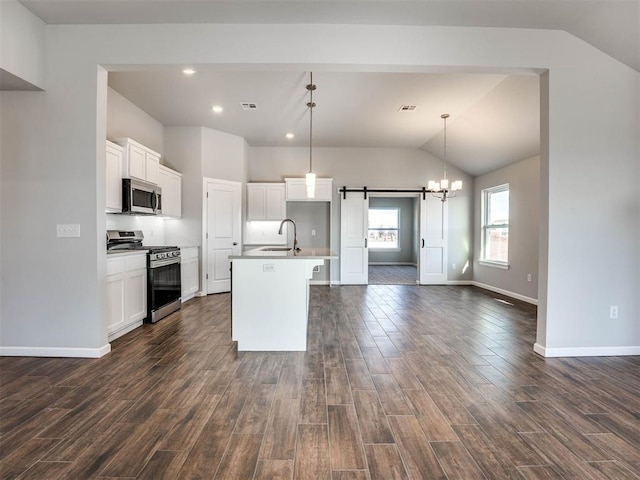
106,140,123,212
116,137,161,184
247,183,286,220
181,247,199,302
107,253,147,341
158,165,182,217
285,178,333,202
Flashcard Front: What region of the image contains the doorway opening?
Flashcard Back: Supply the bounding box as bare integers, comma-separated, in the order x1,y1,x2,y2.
367,196,419,285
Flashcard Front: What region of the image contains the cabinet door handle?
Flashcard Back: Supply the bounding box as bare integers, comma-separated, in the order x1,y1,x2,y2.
364,238,368,248
421,238,425,248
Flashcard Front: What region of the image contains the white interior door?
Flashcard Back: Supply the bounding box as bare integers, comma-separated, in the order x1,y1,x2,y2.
419,195,448,284
204,178,241,294
340,193,369,284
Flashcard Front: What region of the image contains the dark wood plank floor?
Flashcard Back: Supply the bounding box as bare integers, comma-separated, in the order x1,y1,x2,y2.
1,285,639,479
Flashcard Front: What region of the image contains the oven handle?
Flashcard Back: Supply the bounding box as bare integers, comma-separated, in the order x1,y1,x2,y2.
149,258,181,268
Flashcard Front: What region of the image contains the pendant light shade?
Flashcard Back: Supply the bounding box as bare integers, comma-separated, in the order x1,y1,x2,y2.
306,171,316,198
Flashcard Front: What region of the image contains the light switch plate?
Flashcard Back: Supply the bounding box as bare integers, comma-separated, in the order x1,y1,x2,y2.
57,224,81,238
263,264,275,272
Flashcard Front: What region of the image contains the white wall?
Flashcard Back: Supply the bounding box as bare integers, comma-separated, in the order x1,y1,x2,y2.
0,0,46,89
249,146,473,284
0,21,638,357
473,156,540,302
107,87,164,154
163,126,248,250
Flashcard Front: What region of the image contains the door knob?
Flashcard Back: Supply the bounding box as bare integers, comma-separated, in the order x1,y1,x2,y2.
233,242,238,246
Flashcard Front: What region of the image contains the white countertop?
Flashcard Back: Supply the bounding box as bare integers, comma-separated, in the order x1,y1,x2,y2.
230,246,337,260
106,249,148,258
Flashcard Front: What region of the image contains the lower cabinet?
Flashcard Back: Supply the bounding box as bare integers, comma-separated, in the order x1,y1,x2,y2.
181,247,199,302
107,253,147,341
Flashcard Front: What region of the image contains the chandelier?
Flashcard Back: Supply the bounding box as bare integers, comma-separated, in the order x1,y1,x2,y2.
428,113,462,202
305,72,316,198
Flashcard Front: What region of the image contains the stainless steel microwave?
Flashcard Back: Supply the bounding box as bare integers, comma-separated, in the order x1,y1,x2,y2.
122,178,162,215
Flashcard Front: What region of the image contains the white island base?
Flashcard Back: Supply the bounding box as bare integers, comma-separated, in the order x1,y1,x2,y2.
230,248,336,351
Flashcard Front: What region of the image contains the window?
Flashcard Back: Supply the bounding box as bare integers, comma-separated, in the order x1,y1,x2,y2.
481,184,509,266
368,208,400,250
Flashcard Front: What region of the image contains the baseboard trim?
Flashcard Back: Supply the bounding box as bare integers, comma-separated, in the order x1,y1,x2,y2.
471,281,538,305
534,343,640,358
309,280,330,286
0,343,112,358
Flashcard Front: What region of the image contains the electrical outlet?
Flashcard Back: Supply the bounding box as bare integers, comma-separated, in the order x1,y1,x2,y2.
56,224,80,238
610,305,618,319
452,263,457,270
527,273,532,282
311,229,316,236
263,264,275,272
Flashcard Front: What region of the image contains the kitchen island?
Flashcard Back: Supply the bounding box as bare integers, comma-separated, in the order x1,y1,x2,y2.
230,247,337,351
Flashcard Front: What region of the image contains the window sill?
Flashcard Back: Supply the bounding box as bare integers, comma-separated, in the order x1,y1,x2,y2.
479,260,510,270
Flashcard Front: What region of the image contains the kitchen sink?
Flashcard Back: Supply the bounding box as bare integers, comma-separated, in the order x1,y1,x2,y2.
261,247,292,252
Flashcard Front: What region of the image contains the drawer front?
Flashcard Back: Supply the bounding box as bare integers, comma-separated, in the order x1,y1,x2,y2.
106,259,126,275
125,254,147,272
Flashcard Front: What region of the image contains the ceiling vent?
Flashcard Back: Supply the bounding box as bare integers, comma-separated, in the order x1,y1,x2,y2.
240,102,258,110
398,105,418,112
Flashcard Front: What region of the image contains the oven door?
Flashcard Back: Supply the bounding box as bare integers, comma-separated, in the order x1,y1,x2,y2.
147,258,181,323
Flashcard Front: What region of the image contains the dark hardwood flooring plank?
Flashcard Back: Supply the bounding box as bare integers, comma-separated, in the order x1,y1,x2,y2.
13,461,70,480
294,424,331,480
328,405,367,470
332,470,371,480
213,433,262,479
403,389,459,442
364,444,409,480
299,377,326,425
585,433,640,477
387,415,447,480
260,397,300,460
352,390,394,444
0,438,62,480
254,459,294,480
325,366,353,405
136,450,188,480
371,374,412,415
344,358,375,390
430,441,487,479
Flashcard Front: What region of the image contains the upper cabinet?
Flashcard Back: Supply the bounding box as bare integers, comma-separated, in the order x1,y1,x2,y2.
158,165,182,218
247,183,286,221
116,137,160,184
106,141,123,213
285,178,333,202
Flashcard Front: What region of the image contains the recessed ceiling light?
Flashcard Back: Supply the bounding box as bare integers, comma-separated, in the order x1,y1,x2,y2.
286,132,295,139
212,105,224,113
182,68,196,75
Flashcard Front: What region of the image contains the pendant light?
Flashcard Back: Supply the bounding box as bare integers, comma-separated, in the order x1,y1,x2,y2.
305,72,316,198
428,113,462,202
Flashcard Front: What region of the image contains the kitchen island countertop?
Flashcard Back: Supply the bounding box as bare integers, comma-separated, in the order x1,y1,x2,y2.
230,246,336,260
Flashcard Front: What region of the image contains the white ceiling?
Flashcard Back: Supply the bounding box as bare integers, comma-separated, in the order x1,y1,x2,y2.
15,0,636,176
109,70,540,176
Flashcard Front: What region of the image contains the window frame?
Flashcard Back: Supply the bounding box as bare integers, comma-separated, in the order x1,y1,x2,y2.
367,207,401,251
480,183,510,268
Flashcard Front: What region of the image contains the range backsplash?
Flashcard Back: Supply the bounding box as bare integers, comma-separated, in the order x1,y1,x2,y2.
106,214,166,246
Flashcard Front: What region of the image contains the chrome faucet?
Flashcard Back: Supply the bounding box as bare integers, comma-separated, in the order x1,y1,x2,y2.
278,218,299,252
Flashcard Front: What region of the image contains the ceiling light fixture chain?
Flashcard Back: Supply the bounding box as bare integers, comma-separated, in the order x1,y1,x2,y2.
305,72,317,198
428,113,462,202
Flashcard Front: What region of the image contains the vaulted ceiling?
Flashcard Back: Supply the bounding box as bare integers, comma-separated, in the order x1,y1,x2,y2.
16,0,637,176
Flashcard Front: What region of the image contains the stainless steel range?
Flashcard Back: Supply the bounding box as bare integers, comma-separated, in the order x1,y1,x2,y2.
107,230,181,323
